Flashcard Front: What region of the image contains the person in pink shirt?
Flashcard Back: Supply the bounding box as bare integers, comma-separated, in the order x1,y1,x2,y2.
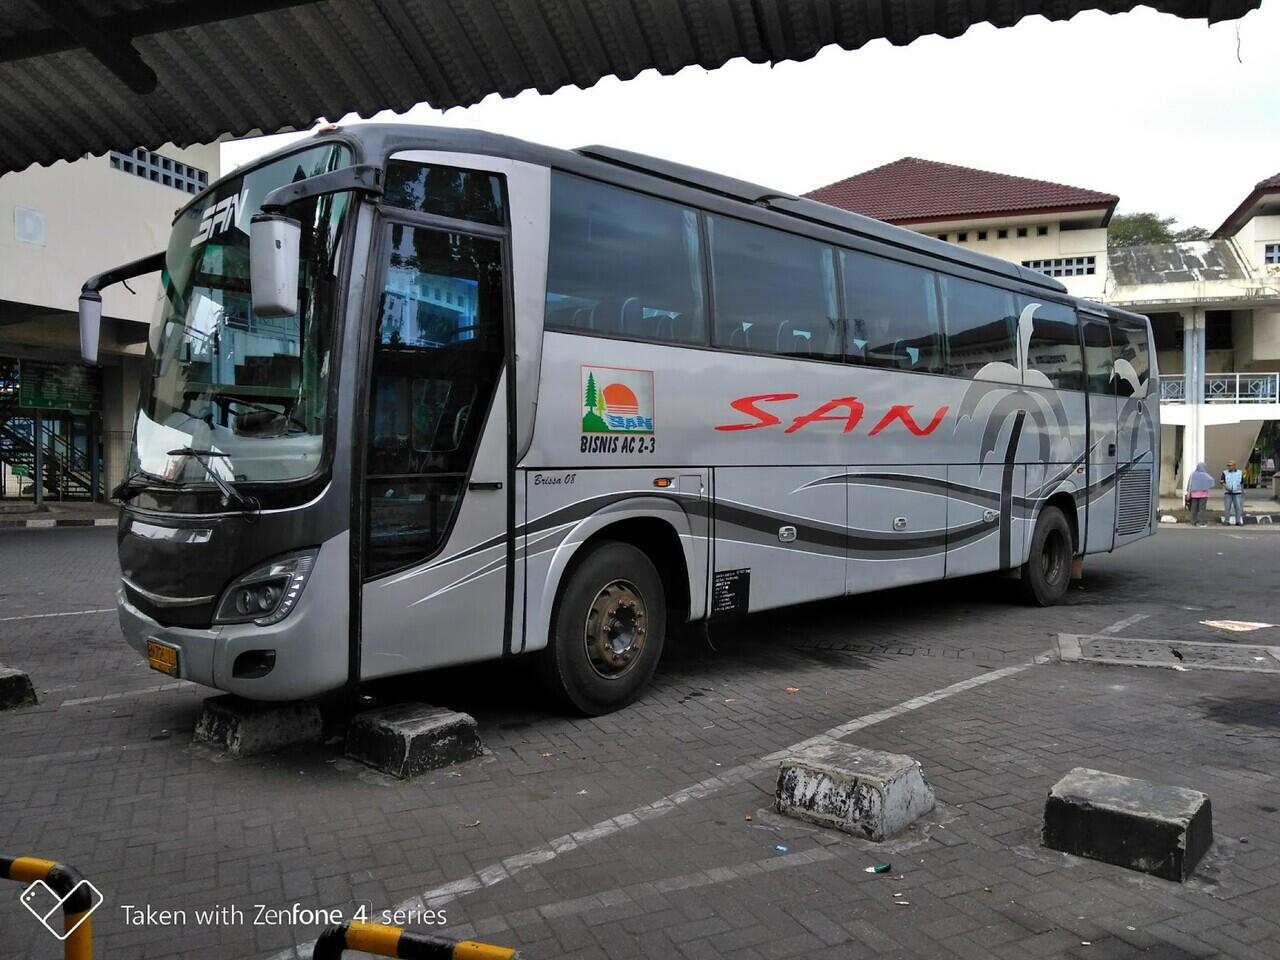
1185,462,1214,527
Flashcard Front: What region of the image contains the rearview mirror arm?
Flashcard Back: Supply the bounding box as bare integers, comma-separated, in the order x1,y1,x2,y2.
258,163,384,215
79,250,165,364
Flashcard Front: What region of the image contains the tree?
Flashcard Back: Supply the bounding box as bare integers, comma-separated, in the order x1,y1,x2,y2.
584,371,598,414
1108,212,1209,248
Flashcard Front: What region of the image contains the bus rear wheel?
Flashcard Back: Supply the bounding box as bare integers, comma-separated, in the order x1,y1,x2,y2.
1019,506,1073,606
540,540,666,715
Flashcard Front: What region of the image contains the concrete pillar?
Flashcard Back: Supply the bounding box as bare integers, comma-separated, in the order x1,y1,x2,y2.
1181,308,1207,482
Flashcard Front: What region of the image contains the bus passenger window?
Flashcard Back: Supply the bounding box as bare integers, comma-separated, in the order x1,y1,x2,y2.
841,251,942,372
1082,318,1114,394
940,276,1018,379
1020,298,1084,391
1112,318,1151,397
707,215,840,360
544,174,705,345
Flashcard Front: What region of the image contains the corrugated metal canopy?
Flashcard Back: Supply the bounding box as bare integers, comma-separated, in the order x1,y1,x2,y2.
0,0,1260,174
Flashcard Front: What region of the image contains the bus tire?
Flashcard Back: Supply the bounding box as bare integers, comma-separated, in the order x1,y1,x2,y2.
1019,506,1073,606
540,540,666,715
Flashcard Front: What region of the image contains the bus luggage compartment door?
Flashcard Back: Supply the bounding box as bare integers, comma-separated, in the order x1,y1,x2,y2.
845,466,946,594
713,467,845,614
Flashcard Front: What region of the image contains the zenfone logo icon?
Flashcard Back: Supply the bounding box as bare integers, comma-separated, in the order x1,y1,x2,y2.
20,878,103,941
190,188,249,247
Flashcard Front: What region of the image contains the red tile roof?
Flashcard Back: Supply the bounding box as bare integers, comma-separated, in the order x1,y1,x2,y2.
1213,169,1280,238
804,157,1118,226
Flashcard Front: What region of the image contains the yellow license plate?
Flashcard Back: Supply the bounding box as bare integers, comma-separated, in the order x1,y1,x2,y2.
146,640,180,677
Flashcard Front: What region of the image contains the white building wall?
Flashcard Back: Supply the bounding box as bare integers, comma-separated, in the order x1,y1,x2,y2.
1,143,219,326
901,214,1109,300
1233,212,1280,275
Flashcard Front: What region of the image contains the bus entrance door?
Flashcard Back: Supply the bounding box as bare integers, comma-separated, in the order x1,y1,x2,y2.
358,220,514,680
1112,317,1157,548
1082,315,1116,553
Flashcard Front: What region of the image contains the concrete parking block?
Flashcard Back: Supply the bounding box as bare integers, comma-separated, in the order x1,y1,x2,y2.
0,664,37,709
345,703,482,779
193,694,322,756
1043,767,1213,881
774,742,935,840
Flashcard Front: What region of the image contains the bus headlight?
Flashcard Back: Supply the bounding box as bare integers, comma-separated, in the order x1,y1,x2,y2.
214,551,317,626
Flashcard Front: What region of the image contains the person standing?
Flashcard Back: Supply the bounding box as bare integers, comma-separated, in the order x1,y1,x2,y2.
1220,459,1245,525
1186,462,1214,527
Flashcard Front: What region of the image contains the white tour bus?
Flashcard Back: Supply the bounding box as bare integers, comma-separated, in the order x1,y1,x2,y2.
80,124,1158,715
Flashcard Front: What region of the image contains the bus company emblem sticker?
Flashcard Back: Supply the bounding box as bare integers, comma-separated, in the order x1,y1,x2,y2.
581,365,655,435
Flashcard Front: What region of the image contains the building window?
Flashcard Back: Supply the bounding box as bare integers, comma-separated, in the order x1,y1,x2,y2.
957,232,968,242
977,230,988,241
1016,227,1028,238
997,229,1008,239
936,233,948,241
1037,225,1049,236
1021,256,1097,278
1266,243,1280,265
109,148,208,195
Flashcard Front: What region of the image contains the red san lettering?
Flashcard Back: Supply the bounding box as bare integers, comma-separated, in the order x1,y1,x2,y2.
785,396,864,434
714,393,799,431
867,404,949,437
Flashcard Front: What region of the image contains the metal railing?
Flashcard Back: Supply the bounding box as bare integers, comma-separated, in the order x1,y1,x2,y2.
1159,375,1185,402
1159,372,1280,404
312,921,520,959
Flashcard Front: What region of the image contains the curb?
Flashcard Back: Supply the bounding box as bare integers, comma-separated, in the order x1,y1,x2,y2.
1161,512,1279,526
0,517,116,529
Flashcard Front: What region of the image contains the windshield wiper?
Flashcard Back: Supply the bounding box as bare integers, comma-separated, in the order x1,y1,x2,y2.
113,469,182,502
166,447,255,514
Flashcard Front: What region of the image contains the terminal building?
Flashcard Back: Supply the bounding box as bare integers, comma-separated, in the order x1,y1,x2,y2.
807,160,1280,498
0,142,220,504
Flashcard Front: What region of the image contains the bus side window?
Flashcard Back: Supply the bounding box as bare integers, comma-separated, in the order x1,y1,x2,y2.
544,173,706,345
940,276,1018,378
1112,318,1151,397
1081,317,1114,394
383,161,506,225
841,250,942,372
1020,298,1084,391
707,215,841,360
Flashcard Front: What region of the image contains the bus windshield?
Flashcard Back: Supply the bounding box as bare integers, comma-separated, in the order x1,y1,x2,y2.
130,143,352,487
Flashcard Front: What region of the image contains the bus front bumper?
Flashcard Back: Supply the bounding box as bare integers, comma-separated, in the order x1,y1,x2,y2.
117,586,348,701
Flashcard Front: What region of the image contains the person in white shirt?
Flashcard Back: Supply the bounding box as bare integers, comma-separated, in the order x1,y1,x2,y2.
1220,460,1245,525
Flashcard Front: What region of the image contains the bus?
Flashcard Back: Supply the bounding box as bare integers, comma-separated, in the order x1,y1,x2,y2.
79,124,1159,715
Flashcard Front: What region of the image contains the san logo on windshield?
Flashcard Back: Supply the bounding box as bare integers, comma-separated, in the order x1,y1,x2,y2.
190,188,249,248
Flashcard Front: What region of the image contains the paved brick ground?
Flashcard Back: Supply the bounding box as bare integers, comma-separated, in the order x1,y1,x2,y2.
1,525,1278,959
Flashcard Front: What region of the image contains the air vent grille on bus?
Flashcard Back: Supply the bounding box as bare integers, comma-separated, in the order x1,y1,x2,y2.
1117,467,1152,535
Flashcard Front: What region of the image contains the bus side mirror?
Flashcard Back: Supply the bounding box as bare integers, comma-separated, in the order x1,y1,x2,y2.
250,212,301,317
79,291,102,364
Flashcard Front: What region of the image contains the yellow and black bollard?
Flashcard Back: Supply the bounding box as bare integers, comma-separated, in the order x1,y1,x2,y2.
312,920,521,959
2,854,96,960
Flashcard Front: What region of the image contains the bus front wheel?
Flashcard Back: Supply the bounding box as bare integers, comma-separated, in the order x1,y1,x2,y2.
1019,506,1073,606
540,540,666,715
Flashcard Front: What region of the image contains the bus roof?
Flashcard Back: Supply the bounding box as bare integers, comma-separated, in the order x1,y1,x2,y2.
218,123,1142,307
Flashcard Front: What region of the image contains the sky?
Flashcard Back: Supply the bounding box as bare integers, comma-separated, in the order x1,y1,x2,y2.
223,3,1280,233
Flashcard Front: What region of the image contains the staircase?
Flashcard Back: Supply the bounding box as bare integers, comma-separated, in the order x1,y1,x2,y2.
0,416,99,501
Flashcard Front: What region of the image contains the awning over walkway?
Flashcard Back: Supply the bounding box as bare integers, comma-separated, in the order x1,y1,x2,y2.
0,0,1259,174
